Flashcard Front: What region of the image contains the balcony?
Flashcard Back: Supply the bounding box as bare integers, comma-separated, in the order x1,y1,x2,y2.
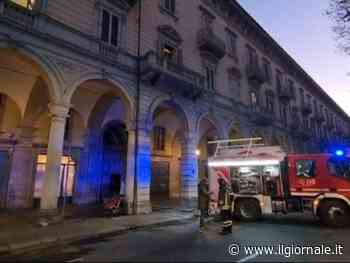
197,27,226,61
249,106,274,126
1,0,37,27
140,51,205,100
246,62,265,86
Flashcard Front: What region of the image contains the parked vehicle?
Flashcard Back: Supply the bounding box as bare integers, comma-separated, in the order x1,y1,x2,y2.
208,138,350,227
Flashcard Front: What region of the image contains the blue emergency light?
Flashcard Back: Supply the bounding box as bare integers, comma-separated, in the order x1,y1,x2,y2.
335,150,345,157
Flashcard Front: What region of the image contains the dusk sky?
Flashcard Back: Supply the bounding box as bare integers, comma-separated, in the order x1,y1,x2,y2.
237,0,350,116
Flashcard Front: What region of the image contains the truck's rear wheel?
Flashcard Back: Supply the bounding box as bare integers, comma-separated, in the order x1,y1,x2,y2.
319,200,350,227
236,199,261,222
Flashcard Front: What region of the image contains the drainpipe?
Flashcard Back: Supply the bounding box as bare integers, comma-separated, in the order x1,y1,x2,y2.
133,0,142,214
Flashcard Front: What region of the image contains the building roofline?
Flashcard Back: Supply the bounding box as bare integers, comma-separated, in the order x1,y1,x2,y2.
231,0,350,122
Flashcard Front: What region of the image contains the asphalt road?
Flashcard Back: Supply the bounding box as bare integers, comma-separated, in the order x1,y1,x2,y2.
2,213,350,262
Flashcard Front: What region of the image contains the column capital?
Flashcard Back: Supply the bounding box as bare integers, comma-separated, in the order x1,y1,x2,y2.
48,102,71,119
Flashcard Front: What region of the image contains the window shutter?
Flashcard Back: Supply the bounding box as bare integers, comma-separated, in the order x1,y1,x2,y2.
101,10,110,42
111,15,119,46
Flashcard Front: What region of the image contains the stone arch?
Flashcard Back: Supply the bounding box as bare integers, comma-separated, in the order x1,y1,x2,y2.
146,95,191,132
68,74,135,130
195,111,227,142
0,39,62,101
64,72,134,106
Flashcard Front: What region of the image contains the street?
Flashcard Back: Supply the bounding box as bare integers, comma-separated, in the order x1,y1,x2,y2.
2,212,350,262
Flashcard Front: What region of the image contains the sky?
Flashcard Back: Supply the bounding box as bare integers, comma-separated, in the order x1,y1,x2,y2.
237,0,350,116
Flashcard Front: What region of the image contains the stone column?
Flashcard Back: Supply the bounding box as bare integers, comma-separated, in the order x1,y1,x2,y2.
6,127,36,208
125,129,135,214
180,131,199,208
40,103,70,210
134,127,152,214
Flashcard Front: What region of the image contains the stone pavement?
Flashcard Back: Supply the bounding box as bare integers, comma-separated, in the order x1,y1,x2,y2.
0,206,196,256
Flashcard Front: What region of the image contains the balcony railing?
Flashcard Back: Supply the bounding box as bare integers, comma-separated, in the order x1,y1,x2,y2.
197,26,226,60
249,105,274,126
1,0,36,27
140,51,205,100
99,42,120,61
246,62,265,86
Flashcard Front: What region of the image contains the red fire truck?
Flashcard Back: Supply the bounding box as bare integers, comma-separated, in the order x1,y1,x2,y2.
208,138,350,227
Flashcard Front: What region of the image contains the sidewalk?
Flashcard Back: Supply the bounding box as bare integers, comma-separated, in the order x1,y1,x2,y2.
0,207,196,256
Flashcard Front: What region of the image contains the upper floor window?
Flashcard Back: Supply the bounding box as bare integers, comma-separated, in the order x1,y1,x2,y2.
161,0,176,14
276,69,283,91
226,30,238,59
262,59,271,84
266,93,274,113
153,126,166,151
101,10,120,47
247,46,258,67
250,90,258,107
299,88,305,104
157,25,182,65
10,0,35,9
287,79,295,98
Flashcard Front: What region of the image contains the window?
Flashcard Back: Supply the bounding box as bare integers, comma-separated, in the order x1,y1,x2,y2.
153,126,166,151
303,117,309,129
247,46,258,67
276,70,283,91
205,66,216,90
161,42,178,62
328,157,350,179
262,59,271,83
266,94,274,113
288,79,295,98
296,160,316,178
162,0,176,14
101,10,120,47
299,88,304,104
10,0,35,9
227,31,237,58
250,90,258,106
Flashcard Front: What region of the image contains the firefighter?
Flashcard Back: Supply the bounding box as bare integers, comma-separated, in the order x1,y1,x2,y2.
198,175,213,232
218,177,233,234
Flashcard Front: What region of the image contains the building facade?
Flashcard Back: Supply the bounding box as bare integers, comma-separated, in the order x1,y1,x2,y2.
0,0,349,213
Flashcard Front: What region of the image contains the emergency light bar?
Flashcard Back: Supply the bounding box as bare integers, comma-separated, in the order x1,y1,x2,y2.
208,159,280,167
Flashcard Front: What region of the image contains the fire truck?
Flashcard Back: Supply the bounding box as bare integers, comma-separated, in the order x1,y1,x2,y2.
208,138,350,227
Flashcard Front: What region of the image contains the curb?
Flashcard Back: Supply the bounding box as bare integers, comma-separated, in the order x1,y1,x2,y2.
1,215,195,257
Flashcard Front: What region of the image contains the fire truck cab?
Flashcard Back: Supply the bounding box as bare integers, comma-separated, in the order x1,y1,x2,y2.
208,138,350,227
